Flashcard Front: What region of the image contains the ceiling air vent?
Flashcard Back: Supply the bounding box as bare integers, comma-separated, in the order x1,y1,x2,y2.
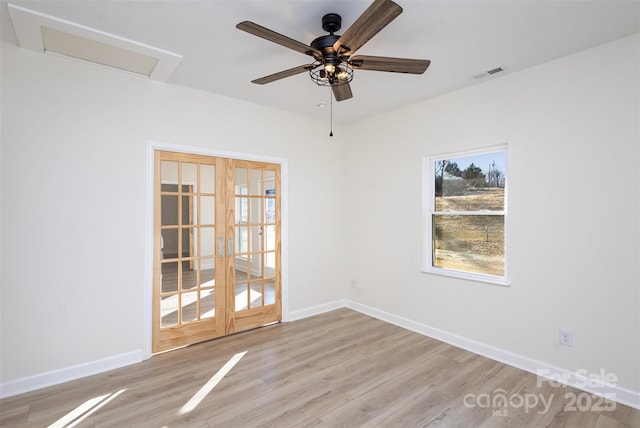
8,3,182,81
472,66,505,80
41,26,160,77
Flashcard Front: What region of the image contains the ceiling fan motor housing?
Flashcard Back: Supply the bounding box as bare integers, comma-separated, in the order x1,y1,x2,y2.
312,13,347,63
322,13,342,33
311,34,340,60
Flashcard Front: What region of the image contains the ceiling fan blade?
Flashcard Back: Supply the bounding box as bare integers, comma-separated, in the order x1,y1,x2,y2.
333,0,402,56
350,55,430,74
332,82,353,102
252,64,318,85
237,21,321,57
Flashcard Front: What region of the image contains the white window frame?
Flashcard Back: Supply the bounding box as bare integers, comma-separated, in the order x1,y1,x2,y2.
422,144,509,286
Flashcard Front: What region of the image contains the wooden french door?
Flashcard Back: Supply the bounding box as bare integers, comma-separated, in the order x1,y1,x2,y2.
153,151,281,353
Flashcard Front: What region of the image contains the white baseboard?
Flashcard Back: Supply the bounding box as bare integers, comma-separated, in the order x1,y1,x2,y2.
345,300,640,410
0,350,144,399
286,299,347,321
0,300,347,399
3,300,638,411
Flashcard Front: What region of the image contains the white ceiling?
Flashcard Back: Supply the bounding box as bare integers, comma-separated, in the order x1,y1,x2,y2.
2,1,639,124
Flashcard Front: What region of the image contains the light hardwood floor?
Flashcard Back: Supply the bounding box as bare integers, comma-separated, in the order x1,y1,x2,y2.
1,309,638,427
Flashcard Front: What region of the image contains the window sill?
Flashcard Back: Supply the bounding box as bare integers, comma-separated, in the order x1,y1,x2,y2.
421,266,510,286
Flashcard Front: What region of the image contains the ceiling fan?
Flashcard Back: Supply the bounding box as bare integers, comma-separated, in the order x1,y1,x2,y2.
236,0,431,102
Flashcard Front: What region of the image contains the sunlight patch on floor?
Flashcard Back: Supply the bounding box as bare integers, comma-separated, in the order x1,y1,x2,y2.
177,351,247,415
47,389,126,428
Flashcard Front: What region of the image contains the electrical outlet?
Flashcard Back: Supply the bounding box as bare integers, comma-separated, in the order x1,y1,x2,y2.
351,280,357,289
559,329,573,347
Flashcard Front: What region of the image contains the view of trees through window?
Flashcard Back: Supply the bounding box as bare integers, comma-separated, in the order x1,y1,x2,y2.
430,149,506,278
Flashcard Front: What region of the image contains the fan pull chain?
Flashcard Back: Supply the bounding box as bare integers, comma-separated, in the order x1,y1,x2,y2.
329,87,334,137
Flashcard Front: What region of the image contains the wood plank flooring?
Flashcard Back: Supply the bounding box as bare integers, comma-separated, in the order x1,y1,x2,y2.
1,308,638,427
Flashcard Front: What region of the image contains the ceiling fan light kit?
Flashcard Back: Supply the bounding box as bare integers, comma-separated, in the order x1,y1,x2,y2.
308,62,354,87
236,0,430,103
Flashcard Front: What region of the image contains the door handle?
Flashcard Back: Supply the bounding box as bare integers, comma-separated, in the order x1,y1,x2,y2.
218,237,224,258
228,237,233,257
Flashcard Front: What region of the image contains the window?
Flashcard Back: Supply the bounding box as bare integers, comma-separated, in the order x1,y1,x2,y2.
423,145,508,285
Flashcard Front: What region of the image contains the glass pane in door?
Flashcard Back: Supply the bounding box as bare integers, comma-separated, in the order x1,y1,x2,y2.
250,169,262,196
161,261,179,293
200,164,215,193
200,289,215,319
156,154,220,350
233,165,279,313
235,283,249,311
161,295,179,327
182,291,198,323
182,163,197,192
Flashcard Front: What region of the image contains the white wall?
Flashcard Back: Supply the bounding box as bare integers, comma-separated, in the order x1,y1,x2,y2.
0,42,348,384
2,31,639,403
344,34,640,396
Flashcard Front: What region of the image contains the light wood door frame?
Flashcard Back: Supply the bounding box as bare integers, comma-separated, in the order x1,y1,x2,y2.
152,149,282,354
145,141,289,359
